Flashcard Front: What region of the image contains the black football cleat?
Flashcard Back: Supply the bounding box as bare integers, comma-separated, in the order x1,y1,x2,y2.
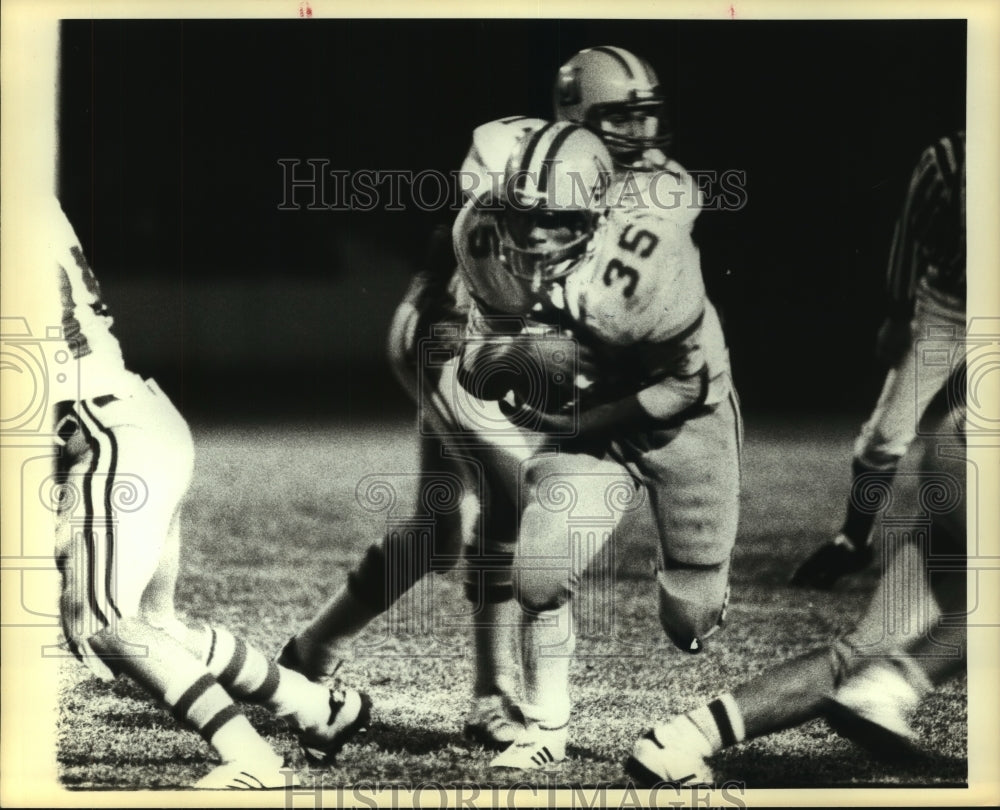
790,534,874,590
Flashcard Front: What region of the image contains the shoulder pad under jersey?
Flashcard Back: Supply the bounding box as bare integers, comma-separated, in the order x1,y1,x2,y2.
607,157,703,230
566,208,706,346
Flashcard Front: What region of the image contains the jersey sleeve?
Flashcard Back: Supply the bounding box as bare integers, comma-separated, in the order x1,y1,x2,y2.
452,202,536,316
885,132,966,318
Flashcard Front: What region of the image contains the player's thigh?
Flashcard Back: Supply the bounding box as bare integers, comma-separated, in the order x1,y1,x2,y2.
856,302,962,461
514,450,634,609
72,385,193,621
639,397,741,566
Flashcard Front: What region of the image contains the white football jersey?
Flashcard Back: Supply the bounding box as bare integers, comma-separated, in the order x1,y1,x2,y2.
453,198,730,416
607,151,703,232
42,198,143,402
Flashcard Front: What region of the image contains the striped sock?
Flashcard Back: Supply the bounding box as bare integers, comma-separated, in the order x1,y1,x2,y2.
685,693,746,755
164,672,275,764
204,626,331,734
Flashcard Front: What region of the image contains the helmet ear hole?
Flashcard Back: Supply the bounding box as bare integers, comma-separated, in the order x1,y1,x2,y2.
556,66,581,108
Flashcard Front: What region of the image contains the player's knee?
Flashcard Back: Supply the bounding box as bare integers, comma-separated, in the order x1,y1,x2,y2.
86,615,152,659
855,432,908,469
828,638,855,688
147,399,196,486
464,566,515,606
144,611,205,657
513,567,572,613
656,562,729,654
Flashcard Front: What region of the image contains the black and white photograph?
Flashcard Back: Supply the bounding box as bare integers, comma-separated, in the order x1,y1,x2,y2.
1,1,998,806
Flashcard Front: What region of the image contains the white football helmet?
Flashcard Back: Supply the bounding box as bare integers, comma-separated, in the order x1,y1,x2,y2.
494,121,613,283
459,116,547,203
553,46,671,165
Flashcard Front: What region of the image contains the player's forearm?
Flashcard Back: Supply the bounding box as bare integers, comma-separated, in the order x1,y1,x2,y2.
520,367,713,437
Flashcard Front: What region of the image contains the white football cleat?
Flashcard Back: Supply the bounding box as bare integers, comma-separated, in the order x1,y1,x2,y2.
624,726,714,787
298,687,373,765
193,758,300,790
489,722,567,770
823,663,923,760
463,694,525,750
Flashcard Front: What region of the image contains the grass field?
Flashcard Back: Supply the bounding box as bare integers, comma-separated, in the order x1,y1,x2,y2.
56,415,968,791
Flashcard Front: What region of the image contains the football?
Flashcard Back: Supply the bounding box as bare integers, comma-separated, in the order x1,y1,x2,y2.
509,322,591,415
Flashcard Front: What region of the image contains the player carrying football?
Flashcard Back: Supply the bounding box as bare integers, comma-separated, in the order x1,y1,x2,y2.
453,120,742,768
277,45,719,762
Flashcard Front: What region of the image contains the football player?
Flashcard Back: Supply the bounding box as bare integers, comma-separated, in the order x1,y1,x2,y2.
454,121,742,768
627,363,968,786
278,44,710,756
41,196,370,789
553,45,702,229
791,132,966,589
277,116,548,750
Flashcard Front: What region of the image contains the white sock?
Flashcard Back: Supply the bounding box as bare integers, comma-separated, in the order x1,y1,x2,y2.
521,602,574,729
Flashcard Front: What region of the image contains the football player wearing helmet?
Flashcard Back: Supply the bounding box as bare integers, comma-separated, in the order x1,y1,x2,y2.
454,121,742,769
553,46,702,231
277,116,548,750
554,45,671,169
627,364,968,786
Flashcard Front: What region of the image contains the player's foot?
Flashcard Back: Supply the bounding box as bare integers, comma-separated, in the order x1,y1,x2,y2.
193,757,299,790
790,533,873,589
276,635,335,682
822,664,923,761
489,722,567,769
463,695,525,750
297,687,373,766
624,725,714,787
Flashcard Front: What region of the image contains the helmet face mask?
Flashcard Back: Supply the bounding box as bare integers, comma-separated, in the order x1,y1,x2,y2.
492,121,612,286
588,99,672,163
497,206,597,284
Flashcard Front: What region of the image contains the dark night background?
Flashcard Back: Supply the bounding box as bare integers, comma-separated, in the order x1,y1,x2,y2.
57,18,966,422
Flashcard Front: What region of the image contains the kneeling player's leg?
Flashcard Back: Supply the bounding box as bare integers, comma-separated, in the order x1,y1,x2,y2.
285,431,476,679
56,395,287,784
641,395,741,652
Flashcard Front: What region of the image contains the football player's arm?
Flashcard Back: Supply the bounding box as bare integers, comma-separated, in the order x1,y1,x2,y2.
388,223,458,367
507,368,710,436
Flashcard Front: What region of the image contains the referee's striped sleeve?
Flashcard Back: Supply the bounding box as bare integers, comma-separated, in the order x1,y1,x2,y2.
885,131,965,317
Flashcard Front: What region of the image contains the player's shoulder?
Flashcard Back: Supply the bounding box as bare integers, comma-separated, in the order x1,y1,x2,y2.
452,201,497,267
452,201,533,315
598,206,696,261
607,157,702,228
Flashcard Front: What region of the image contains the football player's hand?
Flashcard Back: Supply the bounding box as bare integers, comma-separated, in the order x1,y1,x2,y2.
502,392,649,436
875,316,914,369
457,336,527,402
